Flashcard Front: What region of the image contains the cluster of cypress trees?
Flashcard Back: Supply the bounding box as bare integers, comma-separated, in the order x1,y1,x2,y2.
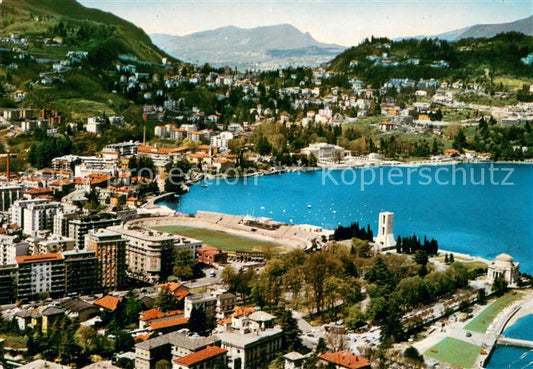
333,221,374,241
396,234,439,255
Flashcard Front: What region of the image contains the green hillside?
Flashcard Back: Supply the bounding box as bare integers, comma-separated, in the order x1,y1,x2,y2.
1,0,168,63
329,33,533,88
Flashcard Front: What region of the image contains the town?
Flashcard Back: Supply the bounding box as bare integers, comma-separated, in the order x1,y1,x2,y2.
0,1,532,368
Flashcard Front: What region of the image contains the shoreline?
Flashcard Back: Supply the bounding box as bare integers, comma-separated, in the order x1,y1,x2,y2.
186,160,533,184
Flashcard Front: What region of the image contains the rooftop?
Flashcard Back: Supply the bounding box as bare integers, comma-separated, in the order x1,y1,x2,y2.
216,328,282,348
318,351,370,369
173,346,227,366
149,316,189,330
16,253,63,264
93,295,122,311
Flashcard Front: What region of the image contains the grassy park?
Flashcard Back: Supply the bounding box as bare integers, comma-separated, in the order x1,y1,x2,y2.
464,292,523,333
424,337,480,368
155,225,285,253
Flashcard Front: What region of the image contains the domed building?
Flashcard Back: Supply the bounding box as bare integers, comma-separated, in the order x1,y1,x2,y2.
487,253,520,286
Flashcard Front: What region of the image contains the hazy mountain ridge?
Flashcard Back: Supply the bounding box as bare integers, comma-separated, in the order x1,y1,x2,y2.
409,15,533,41
151,24,345,69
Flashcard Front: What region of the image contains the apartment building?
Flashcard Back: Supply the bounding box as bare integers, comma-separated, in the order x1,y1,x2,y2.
16,254,65,301
85,229,127,290
62,249,99,296
67,213,121,248
108,225,175,283
21,201,62,235
0,185,23,212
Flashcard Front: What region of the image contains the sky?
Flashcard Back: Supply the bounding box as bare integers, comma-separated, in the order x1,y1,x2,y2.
78,0,532,46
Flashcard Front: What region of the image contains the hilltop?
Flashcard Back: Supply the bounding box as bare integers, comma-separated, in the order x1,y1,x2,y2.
328,32,533,87
1,0,168,63
151,24,345,69
433,15,533,41
0,0,178,120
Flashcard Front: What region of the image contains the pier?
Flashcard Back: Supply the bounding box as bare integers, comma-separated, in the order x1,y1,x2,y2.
497,336,533,349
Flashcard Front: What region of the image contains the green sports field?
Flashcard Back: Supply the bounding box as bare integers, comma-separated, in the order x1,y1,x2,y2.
424,337,480,368
155,225,285,253
464,292,523,333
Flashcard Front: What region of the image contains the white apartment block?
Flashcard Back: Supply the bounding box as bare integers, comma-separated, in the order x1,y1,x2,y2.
210,131,234,150
22,201,62,236
0,235,17,266
107,225,176,284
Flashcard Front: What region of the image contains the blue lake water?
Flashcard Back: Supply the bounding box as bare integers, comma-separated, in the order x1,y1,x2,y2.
503,315,533,341
486,314,533,369
486,346,533,369
161,163,533,273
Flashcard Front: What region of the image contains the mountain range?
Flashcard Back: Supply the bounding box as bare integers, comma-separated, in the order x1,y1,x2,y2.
415,15,533,41
151,24,345,70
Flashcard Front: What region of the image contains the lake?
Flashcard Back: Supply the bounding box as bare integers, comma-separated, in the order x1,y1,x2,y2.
487,314,533,369
161,163,533,273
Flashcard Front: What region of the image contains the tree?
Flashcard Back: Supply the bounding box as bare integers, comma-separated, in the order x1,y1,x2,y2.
308,153,317,167
452,130,466,152
173,249,194,280
165,159,191,194
404,346,423,363
365,257,396,297
188,306,211,335
155,287,178,312
449,253,455,263
477,288,487,305
278,309,303,352
114,330,134,353
315,337,328,355
492,275,508,296
304,252,342,315
74,326,98,354
414,250,428,266
155,359,171,369
345,305,367,331
221,266,237,289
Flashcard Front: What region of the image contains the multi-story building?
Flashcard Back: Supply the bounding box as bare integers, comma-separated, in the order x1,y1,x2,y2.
216,310,282,369
85,229,127,290
174,235,202,260
108,225,175,283
10,198,48,229
23,202,62,236
35,235,75,255
135,332,220,369
0,235,17,266
16,254,65,301
52,205,82,237
172,346,228,369
67,213,121,249
0,264,17,304
184,293,217,319
62,249,99,296
0,185,23,212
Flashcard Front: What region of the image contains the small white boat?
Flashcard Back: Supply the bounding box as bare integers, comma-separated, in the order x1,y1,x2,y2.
201,184,208,188
307,204,312,209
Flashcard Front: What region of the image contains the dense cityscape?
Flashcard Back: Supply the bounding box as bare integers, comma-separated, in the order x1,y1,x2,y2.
0,1,531,368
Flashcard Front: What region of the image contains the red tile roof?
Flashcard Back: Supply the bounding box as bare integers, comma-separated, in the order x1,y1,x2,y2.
141,308,183,322
173,346,227,366
94,295,122,311
149,316,188,330
318,351,370,369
